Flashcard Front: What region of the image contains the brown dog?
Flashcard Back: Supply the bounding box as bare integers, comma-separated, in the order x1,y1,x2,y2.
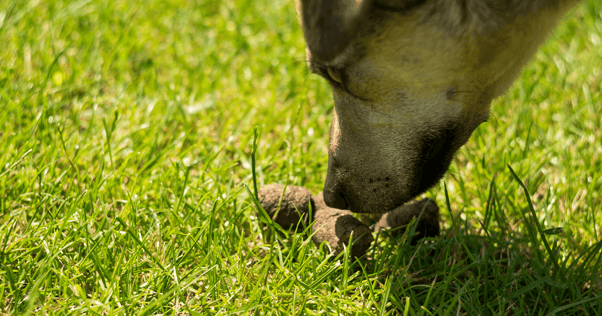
295,0,583,214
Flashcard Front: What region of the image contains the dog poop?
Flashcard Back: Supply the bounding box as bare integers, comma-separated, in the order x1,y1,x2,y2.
258,184,313,231
372,198,440,244
258,185,373,258
257,184,441,259
311,192,374,258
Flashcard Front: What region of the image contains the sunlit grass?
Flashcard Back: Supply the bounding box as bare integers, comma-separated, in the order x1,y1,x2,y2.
0,0,600,314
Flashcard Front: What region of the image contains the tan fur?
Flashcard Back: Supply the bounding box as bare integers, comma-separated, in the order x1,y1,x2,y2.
295,0,583,213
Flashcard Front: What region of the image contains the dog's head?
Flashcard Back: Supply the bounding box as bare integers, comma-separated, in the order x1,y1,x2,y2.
296,0,576,213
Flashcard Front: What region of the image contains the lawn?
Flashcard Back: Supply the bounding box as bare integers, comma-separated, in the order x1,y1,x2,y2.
0,0,601,314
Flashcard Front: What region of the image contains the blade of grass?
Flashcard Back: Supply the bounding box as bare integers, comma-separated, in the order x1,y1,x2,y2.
507,164,560,273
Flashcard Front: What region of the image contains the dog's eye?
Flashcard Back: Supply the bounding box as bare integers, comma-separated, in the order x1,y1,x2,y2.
326,67,343,84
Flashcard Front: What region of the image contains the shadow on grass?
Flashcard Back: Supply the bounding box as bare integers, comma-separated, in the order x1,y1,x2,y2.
358,224,601,314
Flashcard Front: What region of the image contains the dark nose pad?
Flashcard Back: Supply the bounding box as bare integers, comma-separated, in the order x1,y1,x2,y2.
323,184,349,210
324,153,348,209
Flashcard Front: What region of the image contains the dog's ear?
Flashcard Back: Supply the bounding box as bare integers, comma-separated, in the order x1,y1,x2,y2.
299,0,372,62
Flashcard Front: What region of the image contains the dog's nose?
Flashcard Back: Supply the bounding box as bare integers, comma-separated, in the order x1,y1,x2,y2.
323,176,349,209
323,188,348,209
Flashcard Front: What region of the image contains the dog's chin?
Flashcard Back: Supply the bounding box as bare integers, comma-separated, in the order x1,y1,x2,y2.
335,188,412,214
345,188,430,214
348,198,410,214
340,165,450,214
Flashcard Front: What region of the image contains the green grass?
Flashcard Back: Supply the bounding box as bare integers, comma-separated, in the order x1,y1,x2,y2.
1,0,601,314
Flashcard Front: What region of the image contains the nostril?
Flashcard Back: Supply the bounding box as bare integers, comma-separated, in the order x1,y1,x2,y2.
324,189,348,210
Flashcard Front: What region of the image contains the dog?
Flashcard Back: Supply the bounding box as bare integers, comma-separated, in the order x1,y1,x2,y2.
294,0,584,214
